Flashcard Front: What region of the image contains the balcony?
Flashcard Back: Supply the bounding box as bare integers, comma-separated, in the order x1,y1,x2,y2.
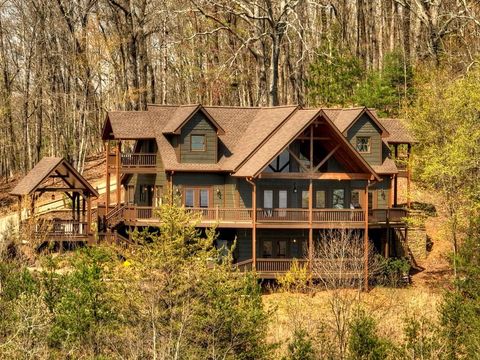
108,153,158,172
101,204,406,229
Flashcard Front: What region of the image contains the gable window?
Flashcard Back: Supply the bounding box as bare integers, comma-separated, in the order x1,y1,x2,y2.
356,136,371,153
333,189,345,209
191,134,206,151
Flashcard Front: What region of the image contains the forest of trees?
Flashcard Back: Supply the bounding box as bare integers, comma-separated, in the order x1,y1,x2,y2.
1,0,480,177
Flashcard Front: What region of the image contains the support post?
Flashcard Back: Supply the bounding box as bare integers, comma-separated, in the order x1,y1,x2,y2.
364,182,369,291
252,180,257,269
105,141,111,210
407,144,412,209
87,196,93,245
246,177,257,269
385,218,390,258
308,178,313,272
116,141,121,205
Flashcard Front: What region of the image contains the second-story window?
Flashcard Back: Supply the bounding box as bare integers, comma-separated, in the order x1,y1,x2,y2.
185,189,195,207
199,189,209,208
356,136,371,153
191,134,206,151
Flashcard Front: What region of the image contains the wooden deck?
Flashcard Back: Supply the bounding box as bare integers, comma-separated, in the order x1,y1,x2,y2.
108,152,158,173
235,258,364,279
99,204,407,229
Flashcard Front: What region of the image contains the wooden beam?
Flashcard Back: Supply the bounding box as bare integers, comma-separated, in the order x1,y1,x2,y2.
310,125,313,170
364,182,369,292
106,141,110,209
313,144,341,172
37,187,86,192
116,141,121,205
407,144,412,208
258,172,372,180
296,136,331,141
247,178,257,269
308,179,313,273
287,148,309,172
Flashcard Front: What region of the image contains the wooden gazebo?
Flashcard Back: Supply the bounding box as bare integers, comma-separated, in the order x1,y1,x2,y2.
10,157,99,246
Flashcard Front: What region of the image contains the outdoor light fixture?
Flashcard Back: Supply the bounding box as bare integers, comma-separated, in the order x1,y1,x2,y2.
380,189,386,199
216,188,222,199
174,186,181,195
293,183,297,193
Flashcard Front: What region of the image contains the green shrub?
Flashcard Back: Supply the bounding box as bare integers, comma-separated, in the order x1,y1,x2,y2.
377,257,411,287
348,309,390,360
283,328,315,360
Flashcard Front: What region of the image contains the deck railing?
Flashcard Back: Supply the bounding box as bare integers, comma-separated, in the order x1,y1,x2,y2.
36,220,88,237
121,153,157,168
256,208,308,222
313,209,365,223
114,205,405,225
256,258,308,273
370,208,407,223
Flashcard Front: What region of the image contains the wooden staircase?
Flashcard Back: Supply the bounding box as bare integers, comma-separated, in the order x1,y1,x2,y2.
104,204,126,229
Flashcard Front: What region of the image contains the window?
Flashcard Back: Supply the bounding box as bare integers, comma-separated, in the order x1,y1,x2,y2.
199,189,209,208
332,189,345,209
191,134,206,151
356,136,371,153
264,190,273,208
277,240,287,258
185,188,195,207
278,190,287,217
351,190,360,208
315,190,326,208
301,191,309,208
263,240,273,258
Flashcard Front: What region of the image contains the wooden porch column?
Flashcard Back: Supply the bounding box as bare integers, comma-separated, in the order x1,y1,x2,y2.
407,144,412,208
393,144,398,207
389,175,394,208
251,179,257,269
308,178,313,272
87,196,93,245
116,141,121,205
364,182,369,291
105,141,111,209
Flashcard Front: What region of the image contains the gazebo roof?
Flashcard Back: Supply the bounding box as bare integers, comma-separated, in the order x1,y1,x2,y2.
10,157,99,197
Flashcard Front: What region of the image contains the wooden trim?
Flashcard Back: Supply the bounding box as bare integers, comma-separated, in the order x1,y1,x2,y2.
313,144,341,172
105,141,110,207
308,179,313,272
364,182,369,291
287,148,309,172
258,172,373,180
116,142,121,205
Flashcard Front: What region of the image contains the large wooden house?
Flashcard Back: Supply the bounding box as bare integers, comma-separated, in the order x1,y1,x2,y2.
98,104,415,281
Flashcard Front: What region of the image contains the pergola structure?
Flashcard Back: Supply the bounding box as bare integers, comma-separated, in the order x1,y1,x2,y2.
10,157,99,246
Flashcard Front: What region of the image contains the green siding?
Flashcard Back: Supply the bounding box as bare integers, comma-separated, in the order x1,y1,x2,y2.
124,139,167,205
180,112,218,163
347,114,382,165
236,229,252,261
237,179,252,208
371,177,391,209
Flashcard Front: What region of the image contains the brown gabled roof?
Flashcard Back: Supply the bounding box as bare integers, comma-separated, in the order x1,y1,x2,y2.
160,104,225,135
102,109,176,140
329,107,389,137
234,109,380,180
379,118,416,144
220,106,298,171
371,158,398,175
10,157,99,197
102,104,414,177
